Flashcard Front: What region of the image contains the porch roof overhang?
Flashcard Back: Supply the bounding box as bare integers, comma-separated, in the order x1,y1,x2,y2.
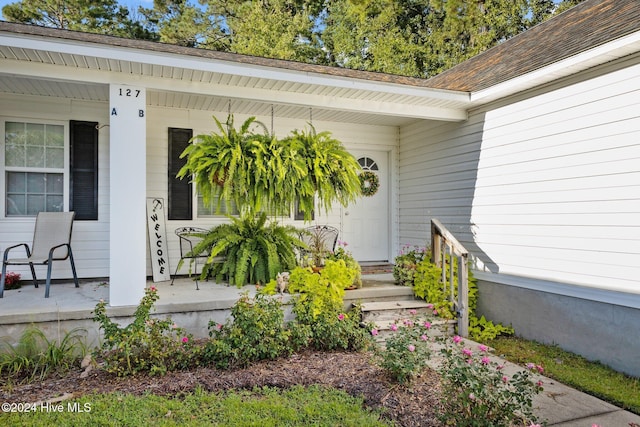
0,22,470,127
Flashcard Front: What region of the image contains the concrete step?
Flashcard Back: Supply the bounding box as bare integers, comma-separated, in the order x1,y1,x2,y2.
360,300,435,322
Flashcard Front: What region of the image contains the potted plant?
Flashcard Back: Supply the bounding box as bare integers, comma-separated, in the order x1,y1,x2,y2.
3,271,21,290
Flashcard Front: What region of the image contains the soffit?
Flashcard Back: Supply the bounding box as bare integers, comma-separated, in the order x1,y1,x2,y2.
0,41,469,126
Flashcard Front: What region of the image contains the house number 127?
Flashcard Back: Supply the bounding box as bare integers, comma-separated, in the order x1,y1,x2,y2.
119,88,141,97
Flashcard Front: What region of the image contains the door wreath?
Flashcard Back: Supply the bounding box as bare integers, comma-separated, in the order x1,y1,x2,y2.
359,171,379,196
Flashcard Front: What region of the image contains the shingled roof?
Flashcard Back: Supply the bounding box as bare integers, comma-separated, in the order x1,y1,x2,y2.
425,0,640,92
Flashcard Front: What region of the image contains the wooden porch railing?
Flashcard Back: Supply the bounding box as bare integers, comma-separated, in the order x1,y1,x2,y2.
430,218,469,337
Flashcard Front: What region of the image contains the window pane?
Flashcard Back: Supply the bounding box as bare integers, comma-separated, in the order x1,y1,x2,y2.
5,145,25,167
46,174,63,193
26,173,45,193
6,172,63,216
46,125,64,147
47,147,64,168
26,123,45,146
27,194,45,215
46,195,64,212
197,195,239,217
6,172,26,192
6,194,25,216
26,146,45,168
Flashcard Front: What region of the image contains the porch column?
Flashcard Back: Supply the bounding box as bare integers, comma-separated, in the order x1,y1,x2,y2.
109,84,147,306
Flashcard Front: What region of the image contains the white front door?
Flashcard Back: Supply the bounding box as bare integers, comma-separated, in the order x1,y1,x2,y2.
341,151,389,262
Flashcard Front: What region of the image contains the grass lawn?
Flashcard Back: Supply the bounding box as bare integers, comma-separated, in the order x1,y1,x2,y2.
488,336,640,415
0,385,392,427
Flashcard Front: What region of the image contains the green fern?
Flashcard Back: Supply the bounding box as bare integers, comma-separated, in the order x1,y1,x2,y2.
186,212,306,288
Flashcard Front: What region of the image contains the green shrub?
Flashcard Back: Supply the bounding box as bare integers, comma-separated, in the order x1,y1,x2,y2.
374,314,433,384
93,287,197,376
291,302,372,352
0,326,87,383
392,245,426,286
438,335,543,426
205,293,293,369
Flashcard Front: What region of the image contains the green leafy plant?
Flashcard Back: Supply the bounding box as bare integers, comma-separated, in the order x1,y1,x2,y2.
93,287,197,376
188,212,306,287
0,325,87,383
411,253,512,341
281,125,362,220
374,314,433,384
178,115,362,221
326,240,362,288
286,260,351,316
205,293,292,369
438,335,543,427
392,245,426,287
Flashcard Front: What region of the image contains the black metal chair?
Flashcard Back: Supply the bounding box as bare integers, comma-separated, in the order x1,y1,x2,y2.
171,227,216,290
1,211,79,298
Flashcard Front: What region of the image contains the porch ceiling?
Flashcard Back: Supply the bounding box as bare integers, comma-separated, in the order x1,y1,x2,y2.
0,36,470,126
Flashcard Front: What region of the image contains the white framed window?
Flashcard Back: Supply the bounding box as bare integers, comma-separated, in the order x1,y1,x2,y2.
2,119,69,217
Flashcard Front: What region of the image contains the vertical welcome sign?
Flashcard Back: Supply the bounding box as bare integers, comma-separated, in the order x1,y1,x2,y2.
146,198,171,282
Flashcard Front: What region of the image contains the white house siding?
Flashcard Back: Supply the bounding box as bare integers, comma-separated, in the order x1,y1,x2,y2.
399,60,640,295
0,93,110,279
145,106,400,277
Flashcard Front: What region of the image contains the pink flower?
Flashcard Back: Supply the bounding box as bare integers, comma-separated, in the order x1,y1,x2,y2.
502,375,509,383
172,323,178,329
403,319,413,327
496,364,504,370
426,303,434,309
407,345,415,352
409,309,417,315
537,380,544,387
149,286,157,292
462,348,473,357
537,365,544,374
371,329,379,336
338,313,345,321
420,335,428,341
433,309,439,316
468,393,476,401
526,362,535,370
481,356,490,365
390,324,398,332
423,321,432,329
453,335,462,344
478,344,488,352
182,337,189,343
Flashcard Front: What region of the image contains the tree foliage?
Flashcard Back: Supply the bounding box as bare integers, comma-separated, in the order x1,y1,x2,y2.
3,0,586,76
2,0,156,39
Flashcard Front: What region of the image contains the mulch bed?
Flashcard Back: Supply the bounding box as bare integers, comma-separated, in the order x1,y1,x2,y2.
1,350,442,426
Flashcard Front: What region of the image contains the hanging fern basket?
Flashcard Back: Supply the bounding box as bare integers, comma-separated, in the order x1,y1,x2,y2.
359,171,379,197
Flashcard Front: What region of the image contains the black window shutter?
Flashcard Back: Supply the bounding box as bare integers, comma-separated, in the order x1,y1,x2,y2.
70,120,98,220
168,128,193,220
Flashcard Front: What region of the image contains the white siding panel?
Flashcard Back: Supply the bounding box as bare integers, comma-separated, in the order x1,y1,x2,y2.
400,62,640,294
